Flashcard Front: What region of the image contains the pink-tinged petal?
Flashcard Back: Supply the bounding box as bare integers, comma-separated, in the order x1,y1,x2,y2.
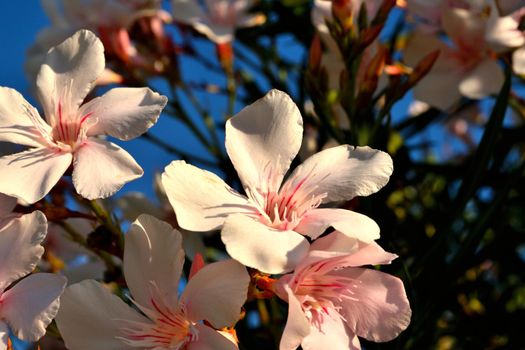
124,214,184,309
295,208,380,242
486,9,525,51
0,322,8,350
188,253,205,280
0,273,66,341
36,30,104,124
279,284,310,350
404,32,463,110
56,280,149,350
118,192,159,221
495,0,524,16
80,87,167,140
181,259,249,328
187,323,238,350
442,8,485,44
0,211,47,291
0,148,71,204
162,160,256,231
221,214,310,274
336,268,411,342
171,0,206,22
459,59,505,99
301,312,357,350
225,89,303,192
310,235,396,266
285,145,393,204
0,194,17,216
513,46,525,75
72,138,143,200
0,87,51,148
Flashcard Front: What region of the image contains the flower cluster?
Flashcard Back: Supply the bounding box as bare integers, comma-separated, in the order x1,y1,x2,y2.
6,0,523,348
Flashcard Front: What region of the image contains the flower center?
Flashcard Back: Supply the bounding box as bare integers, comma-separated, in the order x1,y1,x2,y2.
246,162,327,231
294,270,360,330
119,299,198,349
51,101,94,151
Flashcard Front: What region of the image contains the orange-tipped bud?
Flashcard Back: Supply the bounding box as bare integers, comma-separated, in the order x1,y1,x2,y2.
332,0,354,32
189,253,206,280
384,63,413,76
216,42,234,71
309,34,322,73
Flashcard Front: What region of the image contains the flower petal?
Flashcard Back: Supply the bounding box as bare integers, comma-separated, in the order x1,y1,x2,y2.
181,259,249,328
187,323,238,350
442,8,485,44
513,46,525,75
80,87,167,140
0,211,47,291
221,214,310,274
459,59,504,100
118,192,159,221
0,273,66,342
225,89,303,192
0,322,8,350
337,268,412,342
56,280,149,350
162,160,256,231
0,148,72,204
295,208,380,242
36,29,104,125
301,312,358,350
124,214,184,309
0,87,51,148
72,138,143,200
279,284,310,350
285,145,393,204
0,194,17,217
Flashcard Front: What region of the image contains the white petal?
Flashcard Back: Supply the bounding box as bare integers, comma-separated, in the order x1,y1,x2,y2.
0,273,66,341
404,32,463,110
295,208,380,242
36,29,104,124
80,87,167,140
279,285,310,350
459,59,505,99
171,0,205,22
301,312,356,350
161,160,256,231
221,214,310,274
486,9,525,51
0,147,71,204
337,268,412,342
56,280,149,350
0,322,7,350
118,192,159,221
181,259,249,328
0,194,17,217
513,46,525,75
187,323,238,350
124,214,184,309
0,211,47,291
0,87,51,147
442,8,485,44
225,89,303,192
72,138,143,200
285,145,393,204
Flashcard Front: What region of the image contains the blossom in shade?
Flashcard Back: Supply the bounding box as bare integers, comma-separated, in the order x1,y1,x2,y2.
0,29,167,203
162,89,393,274
26,0,167,81
0,210,67,348
274,230,411,350
171,0,265,43
55,214,250,350
404,7,504,110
